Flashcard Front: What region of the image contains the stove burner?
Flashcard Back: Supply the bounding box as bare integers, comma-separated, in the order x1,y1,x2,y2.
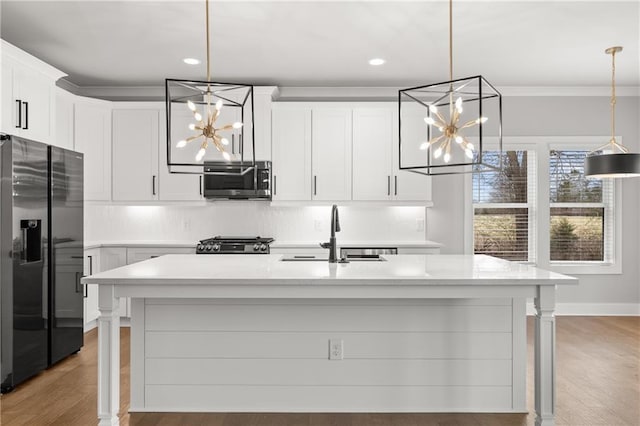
196,236,275,254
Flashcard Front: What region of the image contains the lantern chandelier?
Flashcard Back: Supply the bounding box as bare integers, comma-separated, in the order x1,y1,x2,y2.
584,46,640,178
165,0,255,174
398,0,502,176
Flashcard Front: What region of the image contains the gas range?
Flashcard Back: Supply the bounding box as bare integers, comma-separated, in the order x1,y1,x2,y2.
196,236,275,254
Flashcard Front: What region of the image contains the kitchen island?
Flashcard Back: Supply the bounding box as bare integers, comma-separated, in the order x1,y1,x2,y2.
82,254,577,426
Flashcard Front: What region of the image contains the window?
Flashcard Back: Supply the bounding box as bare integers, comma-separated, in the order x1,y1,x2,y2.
549,150,613,263
467,137,620,274
472,150,535,262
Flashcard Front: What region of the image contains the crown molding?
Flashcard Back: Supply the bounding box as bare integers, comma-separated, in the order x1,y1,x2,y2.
56,81,640,102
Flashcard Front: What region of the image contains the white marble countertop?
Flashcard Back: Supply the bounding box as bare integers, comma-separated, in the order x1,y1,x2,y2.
82,254,576,286
84,239,442,250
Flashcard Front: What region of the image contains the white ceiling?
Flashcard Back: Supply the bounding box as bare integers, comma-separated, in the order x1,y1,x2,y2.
1,0,639,90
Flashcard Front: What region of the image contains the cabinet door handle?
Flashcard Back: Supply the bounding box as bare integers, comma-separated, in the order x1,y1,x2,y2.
387,176,391,196
273,175,277,195
313,175,317,196
152,175,156,195
394,176,398,196
199,175,203,195
88,255,93,275
22,102,28,130
15,100,21,128
231,134,235,154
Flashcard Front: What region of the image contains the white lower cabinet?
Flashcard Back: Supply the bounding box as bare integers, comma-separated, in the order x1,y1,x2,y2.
126,247,195,264
83,248,101,327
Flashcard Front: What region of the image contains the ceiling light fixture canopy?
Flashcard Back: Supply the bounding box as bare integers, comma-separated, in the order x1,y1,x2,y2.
584,46,640,178
398,0,502,176
166,0,255,174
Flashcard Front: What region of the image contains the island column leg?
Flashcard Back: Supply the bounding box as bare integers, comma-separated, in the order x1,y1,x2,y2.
534,285,556,426
98,284,121,426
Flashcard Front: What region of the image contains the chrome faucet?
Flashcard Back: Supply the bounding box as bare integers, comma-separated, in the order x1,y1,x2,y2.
320,204,341,263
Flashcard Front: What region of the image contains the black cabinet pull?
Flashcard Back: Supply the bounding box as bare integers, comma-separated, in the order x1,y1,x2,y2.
15,100,21,128
88,255,93,275
273,175,277,195
22,102,28,130
387,176,391,196
231,134,235,154
394,176,398,196
313,176,317,196
152,175,156,195
199,175,203,195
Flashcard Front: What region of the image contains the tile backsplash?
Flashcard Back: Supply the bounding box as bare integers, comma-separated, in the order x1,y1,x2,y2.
85,203,427,243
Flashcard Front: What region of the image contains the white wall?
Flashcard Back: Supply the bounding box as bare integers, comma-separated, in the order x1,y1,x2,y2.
427,96,640,306
85,204,427,244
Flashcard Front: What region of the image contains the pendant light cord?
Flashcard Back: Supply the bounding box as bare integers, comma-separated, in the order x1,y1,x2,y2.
206,0,211,82
610,49,616,143
449,0,453,82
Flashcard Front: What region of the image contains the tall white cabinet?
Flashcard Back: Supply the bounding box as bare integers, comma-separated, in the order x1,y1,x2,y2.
74,97,112,201
312,108,353,201
272,108,312,201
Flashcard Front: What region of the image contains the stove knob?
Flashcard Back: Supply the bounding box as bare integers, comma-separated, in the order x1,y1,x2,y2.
260,244,267,252
212,244,221,252
253,244,260,251
205,245,213,252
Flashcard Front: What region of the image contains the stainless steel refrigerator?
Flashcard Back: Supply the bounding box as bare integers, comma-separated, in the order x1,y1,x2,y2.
0,134,84,393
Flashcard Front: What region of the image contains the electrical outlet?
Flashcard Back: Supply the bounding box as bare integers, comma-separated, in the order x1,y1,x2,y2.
314,220,322,231
181,219,191,231
416,218,425,231
329,339,343,360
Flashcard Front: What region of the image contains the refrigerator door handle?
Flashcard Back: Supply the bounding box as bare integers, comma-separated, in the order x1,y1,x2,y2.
75,272,82,294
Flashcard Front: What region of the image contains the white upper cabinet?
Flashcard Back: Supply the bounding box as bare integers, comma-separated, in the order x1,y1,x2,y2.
393,105,432,201
0,40,66,143
112,108,159,201
271,107,312,201
352,108,393,200
54,87,75,150
312,108,352,201
113,104,202,201
74,97,112,201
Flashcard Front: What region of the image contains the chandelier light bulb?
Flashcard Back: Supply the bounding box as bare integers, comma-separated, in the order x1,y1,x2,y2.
188,123,196,131
455,97,463,113
232,122,243,129
465,149,474,159
187,100,197,112
444,153,451,163
434,147,443,159
176,140,187,148
419,141,430,150
221,137,229,146
429,104,438,113
476,117,488,124
195,148,206,162
215,99,223,110
424,116,436,125
455,136,463,144
222,151,231,161
194,112,203,121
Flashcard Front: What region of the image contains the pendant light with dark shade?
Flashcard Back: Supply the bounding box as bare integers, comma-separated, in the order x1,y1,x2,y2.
584,46,640,178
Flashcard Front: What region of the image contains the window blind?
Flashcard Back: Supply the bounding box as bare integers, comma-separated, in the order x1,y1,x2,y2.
473,150,535,262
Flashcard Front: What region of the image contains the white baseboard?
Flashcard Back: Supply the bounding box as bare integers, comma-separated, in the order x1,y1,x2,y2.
526,303,640,316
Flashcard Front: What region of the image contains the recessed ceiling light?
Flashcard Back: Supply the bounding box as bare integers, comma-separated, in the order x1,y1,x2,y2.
369,58,385,66
183,58,201,65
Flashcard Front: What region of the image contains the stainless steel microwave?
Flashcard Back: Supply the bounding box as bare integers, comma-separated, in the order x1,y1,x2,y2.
202,161,271,200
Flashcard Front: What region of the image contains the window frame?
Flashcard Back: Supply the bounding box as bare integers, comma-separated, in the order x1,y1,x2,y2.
464,136,622,275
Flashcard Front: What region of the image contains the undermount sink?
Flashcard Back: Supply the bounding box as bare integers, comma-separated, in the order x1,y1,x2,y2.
279,255,387,262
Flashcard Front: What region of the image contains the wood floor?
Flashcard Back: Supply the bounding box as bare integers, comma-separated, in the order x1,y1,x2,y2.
1,317,638,426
